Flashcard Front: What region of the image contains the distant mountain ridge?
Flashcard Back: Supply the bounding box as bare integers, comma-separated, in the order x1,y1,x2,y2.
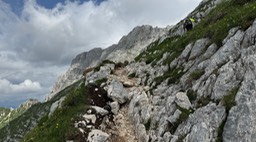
0,99,38,129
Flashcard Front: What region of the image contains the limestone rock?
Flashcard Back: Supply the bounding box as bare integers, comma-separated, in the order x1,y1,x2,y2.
48,25,169,100
109,101,120,115
175,92,192,109
87,129,109,142
107,80,128,104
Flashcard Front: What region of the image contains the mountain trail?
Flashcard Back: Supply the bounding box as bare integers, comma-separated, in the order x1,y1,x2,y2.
106,105,138,142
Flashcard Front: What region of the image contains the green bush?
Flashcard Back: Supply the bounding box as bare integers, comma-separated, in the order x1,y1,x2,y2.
187,89,197,103
128,72,136,78
95,78,108,86
94,60,115,72
170,105,194,134
154,66,184,87
221,87,239,111
189,69,205,81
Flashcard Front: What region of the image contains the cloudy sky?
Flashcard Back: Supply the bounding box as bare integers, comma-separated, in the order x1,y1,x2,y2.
0,0,201,108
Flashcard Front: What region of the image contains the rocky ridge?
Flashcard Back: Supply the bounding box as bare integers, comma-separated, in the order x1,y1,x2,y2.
1,0,256,141
77,19,256,141
47,25,170,100
67,0,256,141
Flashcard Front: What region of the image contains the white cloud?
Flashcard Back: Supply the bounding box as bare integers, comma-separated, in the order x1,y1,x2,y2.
0,0,202,66
0,79,42,95
0,0,202,107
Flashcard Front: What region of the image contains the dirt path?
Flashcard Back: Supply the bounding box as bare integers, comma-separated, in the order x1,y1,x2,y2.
106,106,138,142
106,67,138,142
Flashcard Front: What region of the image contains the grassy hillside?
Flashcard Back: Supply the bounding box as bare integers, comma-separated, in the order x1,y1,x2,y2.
0,105,32,129
22,78,109,142
22,82,88,142
136,0,256,64
135,0,256,86
0,108,11,129
0,80,83,141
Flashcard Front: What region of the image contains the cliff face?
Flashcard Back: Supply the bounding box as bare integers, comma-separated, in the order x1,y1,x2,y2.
47,25,169,100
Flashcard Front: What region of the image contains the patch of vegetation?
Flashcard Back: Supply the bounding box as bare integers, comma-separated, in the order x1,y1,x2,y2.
194,0,256,46
216,86,240,142
216,117,227,142
212,68,220,76
196,95,212,108
135,36,179,64
234,0,254,5
144,118,151,131
221,86,240,112
0,108,11,129
23,80,111,142
135,0,256,65
22,81,90,142
0,80,84,141
114,60,129,69
95,78,108,86
154,66,184,87
187,89,197,103
94,60,115,72
170,105,194,134
189,69,205,81
177,106,194,123
128,72,136,78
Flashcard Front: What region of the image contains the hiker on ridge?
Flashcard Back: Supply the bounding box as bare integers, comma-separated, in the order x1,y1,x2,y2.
184,17,195,32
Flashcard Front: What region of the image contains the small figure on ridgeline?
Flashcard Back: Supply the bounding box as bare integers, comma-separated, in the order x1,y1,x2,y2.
184,17,195,32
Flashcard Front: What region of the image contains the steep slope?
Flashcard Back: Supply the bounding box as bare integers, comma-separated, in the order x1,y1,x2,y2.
0,99,38,129
47,25,170,100
2,0,256,141
0,81,82,141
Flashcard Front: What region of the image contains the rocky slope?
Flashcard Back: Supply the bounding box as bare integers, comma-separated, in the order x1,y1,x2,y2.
47,25,170,100
0,99,38,129
1,0,256,141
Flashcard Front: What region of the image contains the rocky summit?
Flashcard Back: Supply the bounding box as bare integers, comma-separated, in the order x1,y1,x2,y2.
1,0,256,142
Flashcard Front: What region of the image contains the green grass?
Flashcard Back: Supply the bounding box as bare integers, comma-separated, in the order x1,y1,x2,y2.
128,72,136,78
187,89,197,103
0,80,83,141
190,0,256,46
221,86,240,111
135,36,182,65
170,105,194,134
135,0,256,66
153,66,184,87
0,108,11,128
95,77,108,86
23,82,89,142
0,103,39,130
94,60,115,72
216,86,240,142
189,69,205,81
196,95,212,108
216,117,227,142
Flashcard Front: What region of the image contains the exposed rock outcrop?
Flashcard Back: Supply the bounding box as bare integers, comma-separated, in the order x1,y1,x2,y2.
2,0,256,141
48,25,170,100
